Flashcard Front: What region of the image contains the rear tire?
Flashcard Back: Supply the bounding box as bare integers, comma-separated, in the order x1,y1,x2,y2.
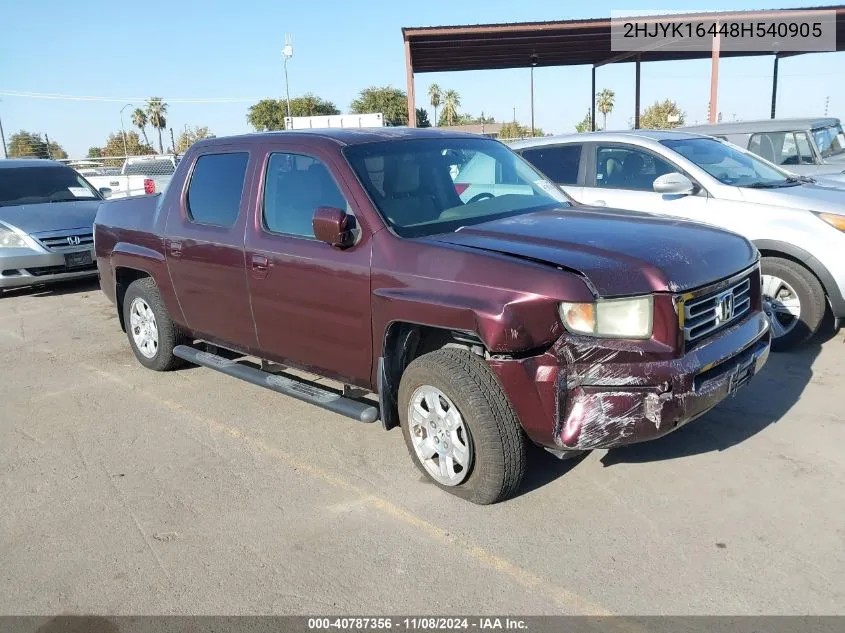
761,257,825,352
123,278,185,371
398,349,526,505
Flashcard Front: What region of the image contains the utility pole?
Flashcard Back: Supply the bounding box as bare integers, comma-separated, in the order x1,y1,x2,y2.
282,34,294,124
529,53,538,137
45,133,52,159
120,103,132,156
824,96,830,116
170,127,176,155
0,112,6,159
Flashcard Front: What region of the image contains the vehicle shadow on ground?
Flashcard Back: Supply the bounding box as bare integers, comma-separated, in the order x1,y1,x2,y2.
0,277,101,299
599,322,840,467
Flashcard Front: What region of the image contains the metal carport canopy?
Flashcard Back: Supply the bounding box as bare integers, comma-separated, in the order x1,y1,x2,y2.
401,6,845,128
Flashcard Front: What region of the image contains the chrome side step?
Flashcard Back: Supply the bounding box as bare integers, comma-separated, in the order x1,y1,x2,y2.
173,345,379,423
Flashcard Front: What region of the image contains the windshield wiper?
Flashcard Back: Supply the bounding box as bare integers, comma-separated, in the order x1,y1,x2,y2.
786,175,816,184
746,179,801,188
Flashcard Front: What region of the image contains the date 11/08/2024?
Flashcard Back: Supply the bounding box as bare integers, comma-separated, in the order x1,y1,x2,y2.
308,617,528,630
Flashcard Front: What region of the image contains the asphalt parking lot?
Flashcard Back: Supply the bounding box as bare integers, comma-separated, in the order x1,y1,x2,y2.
1,279,844,616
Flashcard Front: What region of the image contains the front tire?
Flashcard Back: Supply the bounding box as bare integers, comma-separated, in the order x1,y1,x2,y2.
398,349,526,505
123,278,185,371
761,257,826,352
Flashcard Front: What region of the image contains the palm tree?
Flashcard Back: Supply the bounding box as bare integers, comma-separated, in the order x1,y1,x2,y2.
441,89,460,126
428,84,442,127
596,88,615,131
131,108,150,147
145,97,168,154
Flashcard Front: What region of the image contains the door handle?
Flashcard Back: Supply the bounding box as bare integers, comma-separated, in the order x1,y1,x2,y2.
251,255,270,278
169,240,182,257
593,200,607,206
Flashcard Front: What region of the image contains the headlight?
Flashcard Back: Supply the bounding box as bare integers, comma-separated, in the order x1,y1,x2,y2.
816,212,845,232
559,296,653,339
0,225,27,248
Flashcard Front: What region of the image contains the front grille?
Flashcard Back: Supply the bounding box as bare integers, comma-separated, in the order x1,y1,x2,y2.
25,263,97,276
34,230,94,252
683,275,752,343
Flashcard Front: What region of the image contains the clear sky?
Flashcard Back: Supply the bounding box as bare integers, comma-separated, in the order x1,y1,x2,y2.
1,0,842,156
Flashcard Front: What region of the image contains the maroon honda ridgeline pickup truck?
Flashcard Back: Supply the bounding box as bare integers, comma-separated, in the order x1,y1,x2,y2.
94,128,771,504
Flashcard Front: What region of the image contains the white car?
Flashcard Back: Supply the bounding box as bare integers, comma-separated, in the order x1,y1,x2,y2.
511,130,845,350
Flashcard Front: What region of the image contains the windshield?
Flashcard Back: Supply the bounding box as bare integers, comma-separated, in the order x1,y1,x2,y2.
343,138,570,238
0,166,101,207
661,137,797,188
811,123,845,158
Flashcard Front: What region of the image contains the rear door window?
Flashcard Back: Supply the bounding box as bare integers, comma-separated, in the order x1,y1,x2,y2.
748,131,815,165
186,152,249,226
520,145,582,185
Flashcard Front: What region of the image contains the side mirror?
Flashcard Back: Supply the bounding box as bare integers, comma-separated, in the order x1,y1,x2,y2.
98,187,113,199
312,206,354,248
653,173,695,196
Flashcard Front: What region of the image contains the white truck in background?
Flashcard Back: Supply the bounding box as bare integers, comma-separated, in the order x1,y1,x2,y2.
284,113,385,129
66,155,178,199
68,161,150,199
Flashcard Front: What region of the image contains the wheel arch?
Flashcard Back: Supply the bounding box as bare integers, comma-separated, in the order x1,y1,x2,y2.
754,239,845,318
114,267,152,332
377,321,487,431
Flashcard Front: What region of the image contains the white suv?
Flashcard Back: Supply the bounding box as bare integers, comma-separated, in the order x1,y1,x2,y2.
511,130,845,351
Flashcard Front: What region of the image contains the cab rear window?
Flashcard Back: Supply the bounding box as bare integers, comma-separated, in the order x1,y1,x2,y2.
186,153,249,226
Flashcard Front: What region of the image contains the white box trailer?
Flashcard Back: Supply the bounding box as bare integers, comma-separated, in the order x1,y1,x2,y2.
284,113,385,129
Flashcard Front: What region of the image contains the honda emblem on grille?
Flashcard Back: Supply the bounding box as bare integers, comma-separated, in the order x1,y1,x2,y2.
66,236,81,246
715,291,734,325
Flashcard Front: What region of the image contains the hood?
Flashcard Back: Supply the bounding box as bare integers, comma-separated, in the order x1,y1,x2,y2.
0,200,100,235
424,206,758,297
811,172,845,189
738,181,845,213
823,151,845,166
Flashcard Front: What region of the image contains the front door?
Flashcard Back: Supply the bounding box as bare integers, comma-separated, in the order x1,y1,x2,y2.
244,146,373,387
164,148,259,352
578,143,710,223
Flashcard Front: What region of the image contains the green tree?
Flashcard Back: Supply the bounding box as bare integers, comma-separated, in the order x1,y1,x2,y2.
7,130,66,159
98,131,155,166
175,126,214,154
428,84,441,127
87,147,103,158
639,99,685,129
132,108,150,146
596,88,615,131
145,97,168,154
499,121,543,140
350,86,408,126
48,141,67,159
575,109,596,133
416,108,431,128
439,89,461,126
246,94,340,131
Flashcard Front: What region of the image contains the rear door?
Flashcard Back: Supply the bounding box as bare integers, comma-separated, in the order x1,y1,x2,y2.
244,144,373,387
164,146,259,352
516,143,585,199
579,142,710,222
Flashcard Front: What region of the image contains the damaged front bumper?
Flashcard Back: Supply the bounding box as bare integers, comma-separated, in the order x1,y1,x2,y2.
488,311,771,451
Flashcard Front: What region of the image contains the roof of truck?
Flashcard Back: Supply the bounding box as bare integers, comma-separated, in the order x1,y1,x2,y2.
681,117,840,135
193,126,487,149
